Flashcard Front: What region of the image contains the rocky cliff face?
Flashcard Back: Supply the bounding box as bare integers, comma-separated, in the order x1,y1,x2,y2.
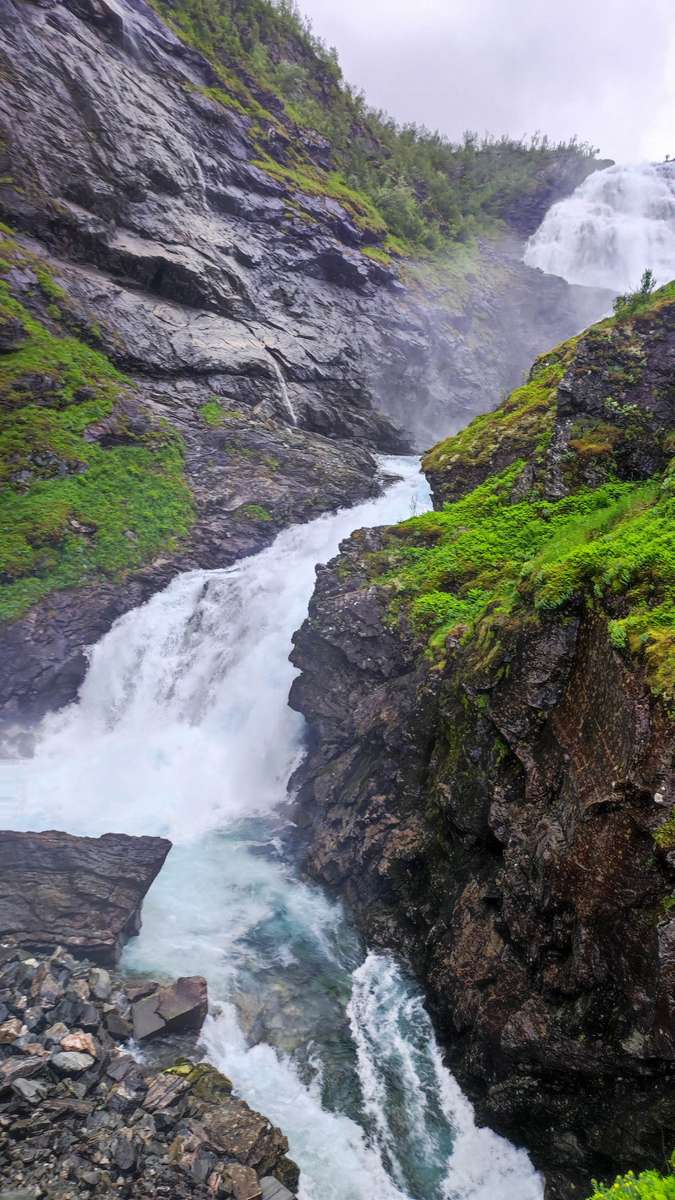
289,289,675,1197
0,0,607,728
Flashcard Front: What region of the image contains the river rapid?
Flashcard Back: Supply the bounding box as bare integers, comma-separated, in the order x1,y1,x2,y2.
1,457,542,1200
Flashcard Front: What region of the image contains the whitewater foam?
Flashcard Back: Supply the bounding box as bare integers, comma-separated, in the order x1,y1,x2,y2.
3,457,542,1200
525,161,675,292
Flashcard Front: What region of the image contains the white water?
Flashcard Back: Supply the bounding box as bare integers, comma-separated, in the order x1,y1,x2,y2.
2,457,541,1200
268,354,298,426
525,161,675,292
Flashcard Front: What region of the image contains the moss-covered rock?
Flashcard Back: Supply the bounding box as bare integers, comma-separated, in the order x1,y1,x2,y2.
0,232,195,622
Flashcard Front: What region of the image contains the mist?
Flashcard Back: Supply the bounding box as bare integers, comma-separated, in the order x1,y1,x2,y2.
299,0,675,163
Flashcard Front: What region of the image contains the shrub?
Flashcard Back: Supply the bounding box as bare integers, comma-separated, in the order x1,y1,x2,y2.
614,268,657,317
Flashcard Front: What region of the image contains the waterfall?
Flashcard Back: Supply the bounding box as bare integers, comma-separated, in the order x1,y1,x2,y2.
524,162,675,292
2,457,542,1200
268,352,298,426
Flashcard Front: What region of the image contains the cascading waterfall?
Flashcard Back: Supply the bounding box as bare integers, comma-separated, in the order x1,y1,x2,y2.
268,353,298,426
1,457,542,1200
524,161,675,292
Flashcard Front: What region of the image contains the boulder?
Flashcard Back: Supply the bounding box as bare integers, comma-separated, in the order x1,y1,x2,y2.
132,976,208,1041
0,831,171,966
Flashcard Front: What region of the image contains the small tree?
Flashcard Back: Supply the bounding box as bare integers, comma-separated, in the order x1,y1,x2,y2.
613,268,657,316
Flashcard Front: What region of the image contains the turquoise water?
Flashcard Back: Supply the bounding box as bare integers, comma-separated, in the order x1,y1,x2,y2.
2,458,542,1200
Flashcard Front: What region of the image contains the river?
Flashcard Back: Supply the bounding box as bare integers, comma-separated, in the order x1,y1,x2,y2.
1,457,542,1200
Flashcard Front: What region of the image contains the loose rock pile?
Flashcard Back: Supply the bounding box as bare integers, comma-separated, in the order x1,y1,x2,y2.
0,942,298,1199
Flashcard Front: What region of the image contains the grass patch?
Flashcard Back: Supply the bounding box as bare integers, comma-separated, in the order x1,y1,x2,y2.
585,1157,675,1199
0,239,194,621
368,461,674,701
234,502,273,521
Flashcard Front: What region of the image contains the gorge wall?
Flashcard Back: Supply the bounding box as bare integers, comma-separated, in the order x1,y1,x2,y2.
0,0,607,728
289,287,675,1198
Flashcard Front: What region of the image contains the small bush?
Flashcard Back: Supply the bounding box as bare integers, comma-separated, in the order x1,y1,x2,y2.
614,268,657,317
586,1156,675,1200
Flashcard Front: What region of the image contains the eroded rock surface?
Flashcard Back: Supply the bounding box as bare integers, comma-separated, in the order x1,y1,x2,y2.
0,0,608,725
0,832,171,966
0,942,298,1198
289,297,675,1197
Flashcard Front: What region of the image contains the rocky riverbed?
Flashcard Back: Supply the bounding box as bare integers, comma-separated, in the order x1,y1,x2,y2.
0,831,299,1199
0,942,298,1199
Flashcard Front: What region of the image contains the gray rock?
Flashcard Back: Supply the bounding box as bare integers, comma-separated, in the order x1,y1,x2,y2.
51,1051,95,1073
11,1077,48,1105
89,968,112,1001
132,976,208,1041
0,831,171,966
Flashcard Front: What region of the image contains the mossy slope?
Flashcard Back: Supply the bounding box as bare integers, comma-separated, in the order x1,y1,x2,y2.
371,285,675,705
0,231,194,622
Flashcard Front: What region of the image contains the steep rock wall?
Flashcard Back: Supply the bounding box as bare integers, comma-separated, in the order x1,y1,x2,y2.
289,293,675,1197
0,0,608,726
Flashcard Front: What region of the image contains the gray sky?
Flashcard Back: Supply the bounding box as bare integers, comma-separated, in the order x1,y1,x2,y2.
298,0,674,163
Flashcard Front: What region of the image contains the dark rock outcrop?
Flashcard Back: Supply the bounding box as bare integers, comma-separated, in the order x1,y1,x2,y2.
0,0,609,727
0,832,171,966
0,942,298,1198
289,298,675,1197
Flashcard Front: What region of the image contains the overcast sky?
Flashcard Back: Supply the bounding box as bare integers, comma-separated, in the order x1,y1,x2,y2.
298,0,674,163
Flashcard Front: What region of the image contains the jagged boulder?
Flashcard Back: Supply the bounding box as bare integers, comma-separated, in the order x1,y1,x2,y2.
0,831,171,965
131,977,208,1040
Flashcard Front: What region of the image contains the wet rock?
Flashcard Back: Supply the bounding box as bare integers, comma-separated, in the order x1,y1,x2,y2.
0,945,297,1196
60,1030,99,1057
11,1077,48,1105
51,1050,95,1073
89,968,112,1000
0,831,171,965
132,976,208,1041
222,1164,263,1200
0,1017,22,1043
0,1055,45,1089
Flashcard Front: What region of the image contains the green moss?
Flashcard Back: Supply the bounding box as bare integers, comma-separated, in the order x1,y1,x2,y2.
368,460,673,702
585,1157,675,1199
422,351,571,481
0,239,194,622
252,154,387,234
654,815,675,852
361,245,393,266
164,1058,233,1103
234,502,273,522
200,399,226,427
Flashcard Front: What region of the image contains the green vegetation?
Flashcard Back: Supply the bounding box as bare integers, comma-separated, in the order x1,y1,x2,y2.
585,1157,675,1199
422,348,572,482
376,459,672,702
150,0,598,252
654,815,675,852
0,235,194,621
234,502,273,521
371,461,672,707
614,268,657,317
370,289,675,704
200,399,226,426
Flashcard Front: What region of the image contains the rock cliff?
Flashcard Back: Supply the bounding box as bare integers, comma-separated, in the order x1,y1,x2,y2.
0,0,607,727
0,830,171,965
289,287,675,1197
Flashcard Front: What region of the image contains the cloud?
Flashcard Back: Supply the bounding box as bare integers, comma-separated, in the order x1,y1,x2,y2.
298,0,675,162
